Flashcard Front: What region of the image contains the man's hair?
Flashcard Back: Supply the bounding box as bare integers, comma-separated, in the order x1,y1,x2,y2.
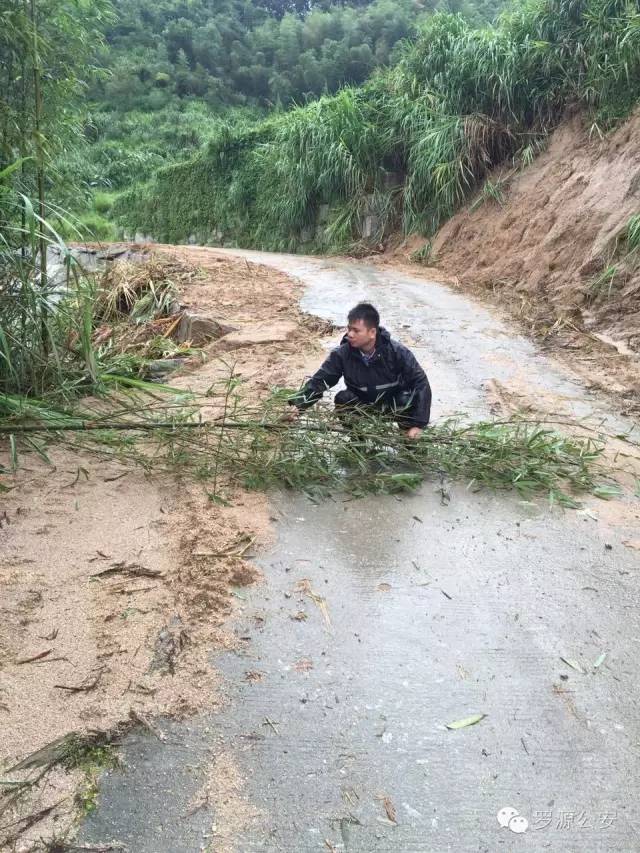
347,302,380,329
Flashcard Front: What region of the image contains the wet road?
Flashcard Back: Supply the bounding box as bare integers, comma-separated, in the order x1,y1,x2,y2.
80,254,640,852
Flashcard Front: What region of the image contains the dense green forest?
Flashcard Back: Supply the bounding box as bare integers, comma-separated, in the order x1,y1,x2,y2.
99,0,431,110
58,0,491,236
96,0,501,111
116,0,640,251
2,0,639,252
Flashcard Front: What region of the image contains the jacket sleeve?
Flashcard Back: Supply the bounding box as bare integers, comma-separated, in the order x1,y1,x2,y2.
288,348,344,410
397,345,432,428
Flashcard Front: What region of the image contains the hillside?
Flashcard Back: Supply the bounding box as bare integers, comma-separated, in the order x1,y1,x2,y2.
58,0,483,236
110,0,640,388
428,111,640,373
113,0,640,254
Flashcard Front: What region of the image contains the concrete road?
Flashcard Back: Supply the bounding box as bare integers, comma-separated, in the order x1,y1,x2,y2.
79,254,640,853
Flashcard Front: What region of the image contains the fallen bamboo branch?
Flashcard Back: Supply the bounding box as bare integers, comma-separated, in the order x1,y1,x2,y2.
90,562,163,580
0,414,636,445
16,649,52,665
1,384,627,505
54,666,106,693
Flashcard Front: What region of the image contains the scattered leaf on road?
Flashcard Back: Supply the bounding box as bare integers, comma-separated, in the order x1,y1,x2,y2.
560,657,584,674
593,652,607,669
380,795,397,824
341,787,359,807
245,670,265,682
446,713,486,730
262,717,279,735
296,578,332,630
16,649,52,665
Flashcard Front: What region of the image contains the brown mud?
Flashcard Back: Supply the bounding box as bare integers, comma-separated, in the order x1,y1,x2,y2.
0,246,324,850
379,110,640,414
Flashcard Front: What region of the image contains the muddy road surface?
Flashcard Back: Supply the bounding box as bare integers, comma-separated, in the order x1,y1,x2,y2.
79,252,640,852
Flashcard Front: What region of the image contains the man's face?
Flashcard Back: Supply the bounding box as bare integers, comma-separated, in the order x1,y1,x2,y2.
346,318,377,350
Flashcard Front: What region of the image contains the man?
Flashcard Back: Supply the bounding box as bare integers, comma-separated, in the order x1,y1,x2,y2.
288,302,431,438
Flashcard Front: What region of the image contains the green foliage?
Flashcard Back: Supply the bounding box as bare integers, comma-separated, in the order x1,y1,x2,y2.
116,0,640,250
64,739,118,815
624,213,640,254
95,0,451,112
518,137,547,168
93,190,118,215
75,212,118,241
0,383,618,508
52,102,245,210
0,192,161,408
410,241,433,264
114,88,396,249
73,0,506,220
0,0,114,199
469,175,510,212
1,196,85,398
588,264,619,301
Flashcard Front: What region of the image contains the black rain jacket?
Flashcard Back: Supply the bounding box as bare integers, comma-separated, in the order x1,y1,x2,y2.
290,327,431,427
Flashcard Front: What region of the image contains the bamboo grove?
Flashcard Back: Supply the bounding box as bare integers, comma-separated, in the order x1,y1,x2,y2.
114,0,640,250
0,0,113,398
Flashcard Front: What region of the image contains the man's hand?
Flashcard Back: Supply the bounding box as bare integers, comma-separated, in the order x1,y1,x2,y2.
404,426,423,441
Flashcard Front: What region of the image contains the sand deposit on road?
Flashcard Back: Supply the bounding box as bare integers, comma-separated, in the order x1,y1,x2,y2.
0,246,325,850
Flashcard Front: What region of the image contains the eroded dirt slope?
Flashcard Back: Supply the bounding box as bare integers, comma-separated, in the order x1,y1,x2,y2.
390,110,640,407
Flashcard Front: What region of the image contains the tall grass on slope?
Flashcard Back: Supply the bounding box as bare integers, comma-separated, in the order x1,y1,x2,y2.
250,90,390,249
115,90,393,251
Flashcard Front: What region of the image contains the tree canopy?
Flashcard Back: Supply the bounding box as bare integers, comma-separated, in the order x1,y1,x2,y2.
94,0,501,111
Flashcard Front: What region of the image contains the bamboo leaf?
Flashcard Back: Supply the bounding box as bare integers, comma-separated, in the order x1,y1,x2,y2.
0,157,33,184
446,713,486,730
8,434,18,471
592,484,623,500
560,657,584,674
